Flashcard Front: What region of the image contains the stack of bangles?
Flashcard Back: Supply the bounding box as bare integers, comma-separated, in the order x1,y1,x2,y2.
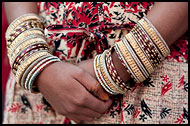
5,13,61,93
94,16,170,95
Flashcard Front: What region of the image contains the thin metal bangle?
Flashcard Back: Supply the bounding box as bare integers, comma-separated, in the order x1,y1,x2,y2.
94,55,116,95
122,36,149,79
101,50,125,94
98,54,117,95
137,22,164,61
25,55,59,89
143,17,170,54
21,54,52,89
28,58,61,92
115,42,140,83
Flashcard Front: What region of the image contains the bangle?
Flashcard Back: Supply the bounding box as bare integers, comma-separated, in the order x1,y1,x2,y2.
117,40,146,82
101,50,125,94
28,57,61,93
122,36,149,79
21,54,52,89
106,47,131,91
6,13,41,37
136,22,162,67
114,43,138,83
143,17,170,57
94,54,116,95
6,20,44,45
7,28,44,52
15,51,49,86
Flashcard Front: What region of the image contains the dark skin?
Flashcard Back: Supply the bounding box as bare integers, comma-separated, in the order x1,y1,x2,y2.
4,2,188,123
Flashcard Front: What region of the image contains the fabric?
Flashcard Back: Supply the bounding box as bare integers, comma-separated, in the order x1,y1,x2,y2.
3,2,188,124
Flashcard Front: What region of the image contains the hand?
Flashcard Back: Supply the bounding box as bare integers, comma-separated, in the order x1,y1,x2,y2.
34,61,112,123
77,59,111,101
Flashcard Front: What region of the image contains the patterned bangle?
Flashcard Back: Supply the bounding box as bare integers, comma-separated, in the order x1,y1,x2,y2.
117,40,146,82
138,18,167,60
130,25,155,70
135,22,162,67
9,39,47,66
6,20,44,46
7,29,45,52
101,50,125,94
143,17,170,57
114,43,138,83
28,57,61,93
6,13,41,37
122,36,149,79
94,54,116,95
21,54,52,89
12,44,48,73
125,32,154,76
15,51,49,86
105,47,131,91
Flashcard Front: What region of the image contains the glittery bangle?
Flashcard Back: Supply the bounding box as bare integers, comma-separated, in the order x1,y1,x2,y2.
6,13,41,37
143,17,170,57
122,36,149,79
117,41,146,82
12,44,48,74
9,39,47,66
7,29,45,52
15,51,49,86
6,20,44,46
114,43,138,83
138,18,167,59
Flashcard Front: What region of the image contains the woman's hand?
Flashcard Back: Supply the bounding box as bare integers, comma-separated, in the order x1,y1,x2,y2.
35,61,112,123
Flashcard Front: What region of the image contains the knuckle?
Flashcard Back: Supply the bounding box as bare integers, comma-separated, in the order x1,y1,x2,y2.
76,95,86,105
68,106,77,114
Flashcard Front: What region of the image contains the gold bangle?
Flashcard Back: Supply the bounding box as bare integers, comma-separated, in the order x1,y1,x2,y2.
138,18,169,58
117,41,146,82
7,29,45,55
15,51,49,86
6,13,41,38
9,38,47,65
125,33,154,74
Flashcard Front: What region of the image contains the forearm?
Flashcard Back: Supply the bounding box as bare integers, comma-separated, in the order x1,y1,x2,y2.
112,2,188,82
4,2,38,24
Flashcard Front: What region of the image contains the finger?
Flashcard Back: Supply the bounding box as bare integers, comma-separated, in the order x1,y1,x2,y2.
73,69,110,101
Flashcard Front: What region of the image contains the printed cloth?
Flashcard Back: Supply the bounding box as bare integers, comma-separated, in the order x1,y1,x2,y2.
3,2,188,124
